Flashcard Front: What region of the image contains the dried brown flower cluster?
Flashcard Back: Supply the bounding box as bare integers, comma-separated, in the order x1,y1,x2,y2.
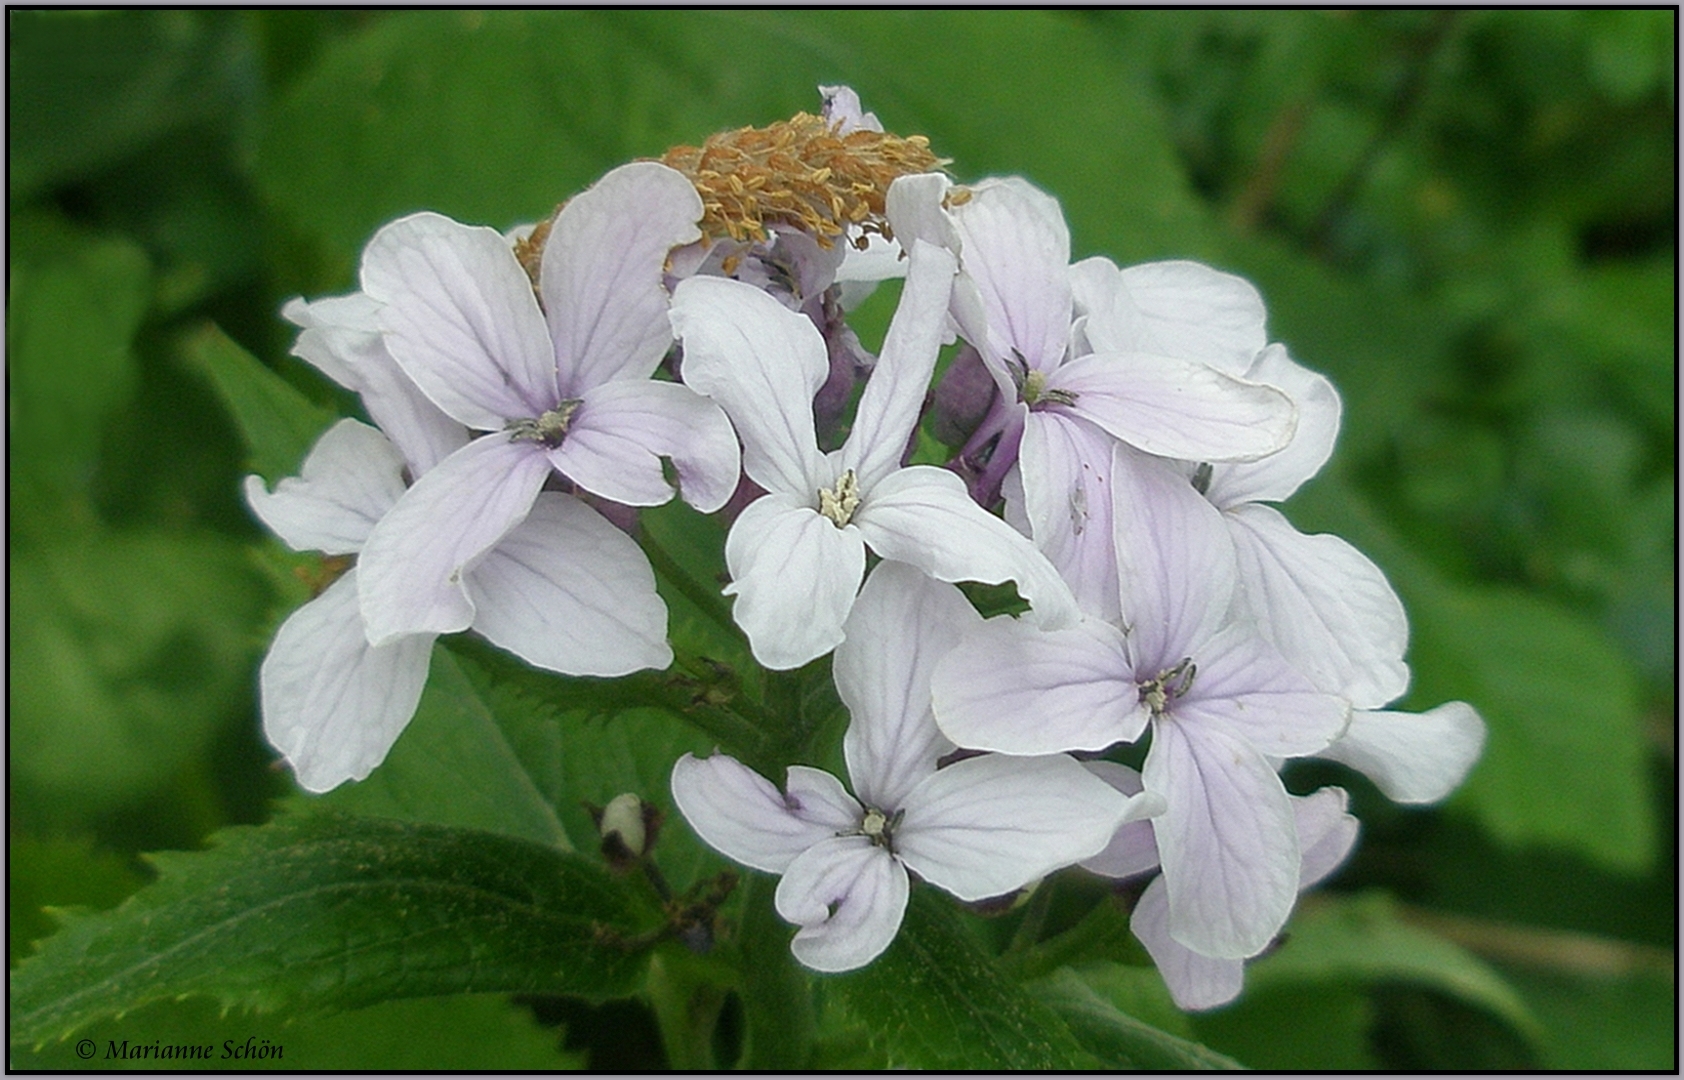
659,111,946,249
514,109,947,283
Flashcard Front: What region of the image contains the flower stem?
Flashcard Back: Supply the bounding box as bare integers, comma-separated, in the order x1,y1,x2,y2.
640,527,743,645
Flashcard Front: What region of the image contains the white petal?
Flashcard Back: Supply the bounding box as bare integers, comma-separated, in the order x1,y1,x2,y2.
670,275,829,498
464,492,671,677
851,465,1080,631
1018,411,1120,623
282,294,468,476
1146,720,1300,959
1205,345,1341,506
260,570,434,793
546,379,740,511
1053,351,1295,463
838,562,977,810
930,615,1145,755
670,753,849,874
1110,444,1238,671
896,753,1128,902
1129,875,1246,1011
723,494,865,670
356,434,551,644
950,177,1073,372
840,240,958,490
834,229,908,285
1292,787,1360,889
1319,702,1486,805
785,765,867,832
1177,621,1351,759
884,172,962,261
540,162,703,393
1072,258,1267,375
244,419,406,554
1225,502,1410,709
776,836,909,973
1079,761,1164,880
361,212,558,429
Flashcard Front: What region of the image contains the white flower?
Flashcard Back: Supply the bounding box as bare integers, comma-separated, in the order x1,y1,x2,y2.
670,563,1150,971
1082,764,1359,1011
670,234,1078,670
932,444,1349,959
353,161,741,646
886,174,1298,622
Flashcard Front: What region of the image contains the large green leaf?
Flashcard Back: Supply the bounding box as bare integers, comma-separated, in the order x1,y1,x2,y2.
11,993,581,1071
10,813,658,1049
828,890,1092,1070
180,323,338,483
298,648,573,851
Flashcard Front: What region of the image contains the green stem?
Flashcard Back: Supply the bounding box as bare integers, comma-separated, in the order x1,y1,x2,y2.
738,873,815,1069
640,527,743,644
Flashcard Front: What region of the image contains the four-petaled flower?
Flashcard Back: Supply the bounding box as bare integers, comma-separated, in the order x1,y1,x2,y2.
670,233,1078,670
671,562,1154,970
354,161,741,646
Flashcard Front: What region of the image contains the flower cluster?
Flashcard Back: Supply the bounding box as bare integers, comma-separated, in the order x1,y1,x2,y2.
250,88,1485,1009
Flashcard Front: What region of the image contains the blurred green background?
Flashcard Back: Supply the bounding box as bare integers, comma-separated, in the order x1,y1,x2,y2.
8,10,1674,1070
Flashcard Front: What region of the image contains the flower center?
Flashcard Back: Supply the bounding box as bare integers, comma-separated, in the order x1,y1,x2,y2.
818,468,861,527
1141,657,1197,717
505,399,583,448
854,806,904,851
1008,350,1078,408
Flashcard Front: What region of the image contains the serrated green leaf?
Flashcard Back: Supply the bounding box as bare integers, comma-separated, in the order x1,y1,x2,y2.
10,992,582,1071
180,323,337,483
9,836,149,967
10,813,658,1048
829,890,1091,1070
1028,967,1245,1070
298,648,573,851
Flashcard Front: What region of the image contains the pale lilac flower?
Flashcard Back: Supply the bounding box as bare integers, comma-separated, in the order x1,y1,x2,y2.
247,417,672,792
670,237,1078,670
354,161,741,645
671,563,1150,971
1186,344,1485,797
886,174,1297,622
931,443,1349,959
1082,763,1358,1010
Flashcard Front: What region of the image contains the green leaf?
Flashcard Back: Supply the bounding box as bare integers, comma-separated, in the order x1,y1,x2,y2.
1028,967,1245,1070
8,11,255,196
10,992,582,1071
299,648,574,851
9,528,267,823
1245,892,1540,1040
1408,581,1655,871
828,890,1092,1069
10,812,658,1048
180,323,337,483
1505,966,1676,1071
9,836,149,967
7,230,150,508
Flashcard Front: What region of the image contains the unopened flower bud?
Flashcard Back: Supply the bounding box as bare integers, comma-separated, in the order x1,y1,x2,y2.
932,343,999,449
592,793,663,870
